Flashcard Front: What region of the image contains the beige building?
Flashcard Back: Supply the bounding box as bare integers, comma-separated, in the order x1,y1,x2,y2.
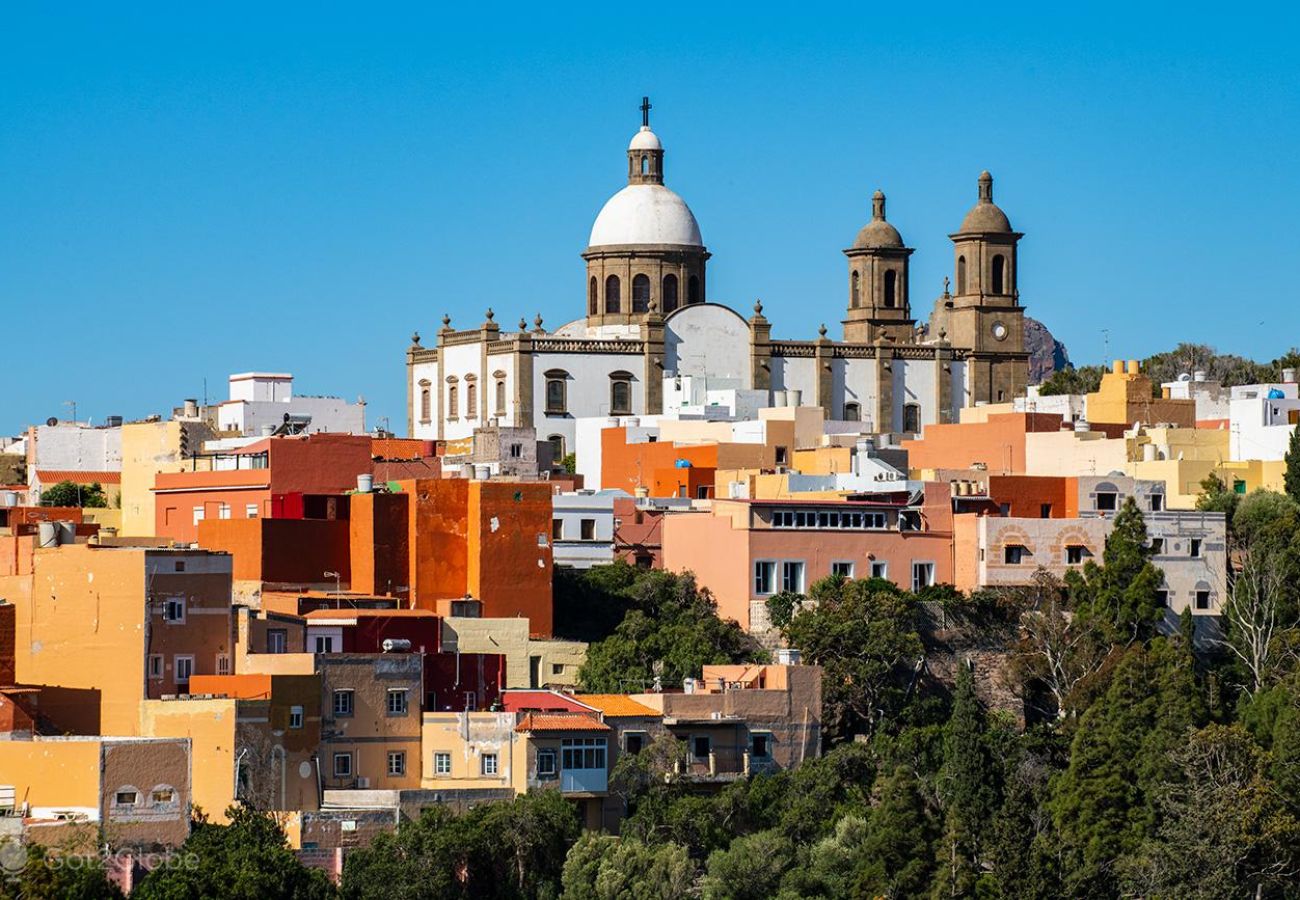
320,653,423,792
119,420,213,537
440,616,586,689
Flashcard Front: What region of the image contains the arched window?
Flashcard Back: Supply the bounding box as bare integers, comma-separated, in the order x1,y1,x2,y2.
843,401,861,422
547,434,566,462
609,371,633,415
662,274,679,312
641,155,649,175
419,380,431,422
956,256,967,295
903,403,921,434
632,274,650,313
447,384,459,420
884,270,897,308
991,254,1005,294
544,370,568,415
466,382,477,419
605,275,621,313
687,274,700,304
495,379,507,415
851,270,860,308
589,277,598,315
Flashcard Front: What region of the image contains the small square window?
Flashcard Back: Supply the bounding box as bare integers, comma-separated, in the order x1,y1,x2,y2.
115,791,138,806
163,598,185,623
1150,538,1165,555
537,533,548,547
624,733,645,756
692,736,710,759
1155,590,1169,608
870,561,888,580
151,789,175,804
580,518,595,540
482,753,499,776
387,689,409,716
289,705,304,729
537,749,557,777
551,663,564,676
333,690,354,717
1065,545,1086,565
1004,545,1027,565
148,654,164,680
333,753,352,778
1196,590,1211,610
434,752,452,776
388,752,406,776
246,503,259,519
831,561,854,578
1190,539,1202,558
751,733,771,758
1096,492,1118,512
174,560,185,572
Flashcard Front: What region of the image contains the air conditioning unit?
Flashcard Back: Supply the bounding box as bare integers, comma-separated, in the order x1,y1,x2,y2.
356,777,370,789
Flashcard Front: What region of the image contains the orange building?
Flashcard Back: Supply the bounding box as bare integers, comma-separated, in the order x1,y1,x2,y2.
197,518,352,585
399,479,554,637
985,475,1079,518
600,427,773,498
152,433,374,543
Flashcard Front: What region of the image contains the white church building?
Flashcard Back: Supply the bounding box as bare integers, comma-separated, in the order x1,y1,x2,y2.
406,100,1031,459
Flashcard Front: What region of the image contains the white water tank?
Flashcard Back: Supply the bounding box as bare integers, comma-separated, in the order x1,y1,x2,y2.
788,389,803,407
38,522,59,548
0,491,18,508
772,390,788,407
381,638,412,653
356,473,374,493
473,465,491,481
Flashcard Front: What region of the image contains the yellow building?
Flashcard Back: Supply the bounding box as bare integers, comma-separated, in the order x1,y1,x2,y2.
1087,360,1196,427
119,420,212,538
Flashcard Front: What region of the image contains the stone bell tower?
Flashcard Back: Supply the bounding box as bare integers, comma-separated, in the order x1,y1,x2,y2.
939,171,1028,404
842,190,915,343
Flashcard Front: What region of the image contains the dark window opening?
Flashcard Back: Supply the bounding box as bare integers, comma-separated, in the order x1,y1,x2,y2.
605,275,621,313
991,254,1005,294
884,269,897,308
662,274,679,312
687,275,700,304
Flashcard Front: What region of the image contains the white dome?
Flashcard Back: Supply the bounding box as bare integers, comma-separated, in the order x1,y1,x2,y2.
588,184,703,247
629,126,662,151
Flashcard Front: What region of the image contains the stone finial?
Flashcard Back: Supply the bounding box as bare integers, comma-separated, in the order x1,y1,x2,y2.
440,314,452,331
534,313,544,331
410,331,421,347
978,170,993,203
939,328,948,342
484,307,495,322
753,299,763,315
648,299,658,313
872,190,886,221
519,317,528,331
818,323,828,338
943,276,951,298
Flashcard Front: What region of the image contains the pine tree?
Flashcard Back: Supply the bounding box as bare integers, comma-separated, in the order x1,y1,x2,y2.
1066,496,1164,644
1284,425,1300,505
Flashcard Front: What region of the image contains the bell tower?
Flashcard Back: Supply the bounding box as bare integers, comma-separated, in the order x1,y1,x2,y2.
842,190,914,343
940,171,1028,404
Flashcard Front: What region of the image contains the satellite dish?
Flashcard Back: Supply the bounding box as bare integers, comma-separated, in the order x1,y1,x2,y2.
45,417,58,427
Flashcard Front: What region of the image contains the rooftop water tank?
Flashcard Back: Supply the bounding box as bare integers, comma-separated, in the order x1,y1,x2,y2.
381,638,412,653
356,473,374,493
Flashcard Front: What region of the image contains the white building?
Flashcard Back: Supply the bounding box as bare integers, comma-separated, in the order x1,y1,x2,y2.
551,489,630,568
1228,381,1300,461
406,103,1036,463
1162,371,1232,422
215,372,365,437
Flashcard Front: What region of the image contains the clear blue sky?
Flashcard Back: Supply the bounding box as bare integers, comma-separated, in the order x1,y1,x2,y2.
4,4,1298,435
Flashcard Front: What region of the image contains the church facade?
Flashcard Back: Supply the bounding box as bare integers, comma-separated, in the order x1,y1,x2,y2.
406,103,1029,457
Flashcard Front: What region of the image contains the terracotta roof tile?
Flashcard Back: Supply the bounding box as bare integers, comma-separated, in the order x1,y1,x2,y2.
572,694,661,717
35,470,121,485
515,712,609,733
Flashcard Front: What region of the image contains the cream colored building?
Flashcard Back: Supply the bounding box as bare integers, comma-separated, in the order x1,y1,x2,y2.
440,617,586,689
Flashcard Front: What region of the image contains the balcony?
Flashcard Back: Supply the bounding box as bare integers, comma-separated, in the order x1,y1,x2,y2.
560,767,607,794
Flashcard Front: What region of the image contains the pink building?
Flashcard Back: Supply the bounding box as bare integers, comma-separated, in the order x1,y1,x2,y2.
663,483,954,631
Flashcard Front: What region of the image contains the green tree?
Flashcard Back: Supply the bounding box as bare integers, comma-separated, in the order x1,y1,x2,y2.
1285,425,1300,505
0,840,123,900
1118,724,1300,899
1195,471,1240,526
987,752,1061,900
135,807,334,900
578,569,764,693
781,576,923,743
1037,365,1104,396
930,665,998,898
700,829,795,900
560,833,697,900
1065,496,1164,644
853,766,938,899
40,480,108,508
342,791,580,900
1050,640,1208,896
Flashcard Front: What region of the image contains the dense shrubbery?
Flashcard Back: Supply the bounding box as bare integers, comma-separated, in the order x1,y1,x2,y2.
1037,342,1300,396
